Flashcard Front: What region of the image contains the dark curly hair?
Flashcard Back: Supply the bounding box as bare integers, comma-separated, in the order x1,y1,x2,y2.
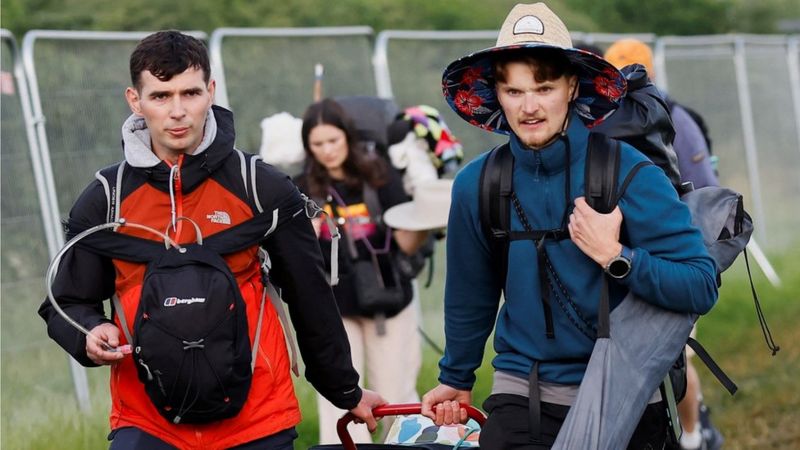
492,47,576,83
301,99,389,200
129,30,210,90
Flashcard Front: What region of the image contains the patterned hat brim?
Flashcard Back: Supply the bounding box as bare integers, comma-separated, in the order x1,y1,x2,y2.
442,43,627,135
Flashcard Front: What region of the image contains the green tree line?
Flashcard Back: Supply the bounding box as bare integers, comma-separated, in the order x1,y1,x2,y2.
3,0,799,38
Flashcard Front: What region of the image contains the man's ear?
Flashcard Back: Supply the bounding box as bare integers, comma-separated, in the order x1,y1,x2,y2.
569,75,579,101
125,87,142,116
207,79,216,102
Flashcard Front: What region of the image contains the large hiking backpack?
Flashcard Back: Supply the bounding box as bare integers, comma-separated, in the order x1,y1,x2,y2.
47,154,301,425
335,95,401,156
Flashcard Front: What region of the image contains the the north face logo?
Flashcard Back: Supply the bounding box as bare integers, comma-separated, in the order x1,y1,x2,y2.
206,210,231,225
164,297,206,307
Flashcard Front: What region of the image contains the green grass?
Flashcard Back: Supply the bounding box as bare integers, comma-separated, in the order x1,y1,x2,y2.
3,247,798,449
689,251,800,449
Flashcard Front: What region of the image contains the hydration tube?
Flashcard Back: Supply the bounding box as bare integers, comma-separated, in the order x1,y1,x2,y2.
45,218,183,354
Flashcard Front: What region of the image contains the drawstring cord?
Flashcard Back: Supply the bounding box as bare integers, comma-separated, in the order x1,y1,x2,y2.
168,164,179,232
301,193,341,286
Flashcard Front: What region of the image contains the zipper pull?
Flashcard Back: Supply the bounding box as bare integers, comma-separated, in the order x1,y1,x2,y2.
138,358,154,381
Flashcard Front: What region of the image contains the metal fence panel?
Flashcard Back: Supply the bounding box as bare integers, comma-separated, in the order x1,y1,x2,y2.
742,38,800,248
659,36,800,249
210,27,377,156
1,29,90,444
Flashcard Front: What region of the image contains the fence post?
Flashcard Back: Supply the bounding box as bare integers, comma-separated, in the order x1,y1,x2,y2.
787,36,800,159
733,36,767,245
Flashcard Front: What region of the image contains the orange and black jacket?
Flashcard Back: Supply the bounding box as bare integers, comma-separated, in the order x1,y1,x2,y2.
38,105,361,449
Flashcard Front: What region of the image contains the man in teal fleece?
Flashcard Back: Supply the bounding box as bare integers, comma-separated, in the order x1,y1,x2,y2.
420,3,718,450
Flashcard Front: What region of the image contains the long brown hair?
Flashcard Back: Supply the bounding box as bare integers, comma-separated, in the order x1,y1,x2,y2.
301,98,389,199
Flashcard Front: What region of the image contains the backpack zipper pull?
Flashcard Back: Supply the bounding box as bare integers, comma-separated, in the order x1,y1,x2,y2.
138,358,154,381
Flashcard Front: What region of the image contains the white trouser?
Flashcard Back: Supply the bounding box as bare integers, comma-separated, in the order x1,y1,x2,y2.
317,290,422,444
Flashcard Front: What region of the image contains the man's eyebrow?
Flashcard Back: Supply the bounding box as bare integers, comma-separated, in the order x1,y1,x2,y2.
147,87,204,98
148,89,171,98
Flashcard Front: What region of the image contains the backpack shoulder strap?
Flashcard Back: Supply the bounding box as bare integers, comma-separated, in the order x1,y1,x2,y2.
202,150,278,255
83,161,165,262
585,133,653,339
478,143,513,289
232,148,265,214
584,133,620,214
95,161,126,223
585,133,654,213
362,182,384,228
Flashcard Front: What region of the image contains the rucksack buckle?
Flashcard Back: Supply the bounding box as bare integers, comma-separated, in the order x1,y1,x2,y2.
182,339,205,350
491,228,508,239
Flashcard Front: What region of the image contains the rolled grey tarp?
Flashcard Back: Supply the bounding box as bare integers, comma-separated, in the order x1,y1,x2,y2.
551,292,695,449
552,186,751,449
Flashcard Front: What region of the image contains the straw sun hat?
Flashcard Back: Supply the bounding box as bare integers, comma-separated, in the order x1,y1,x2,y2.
383,179,453,231
442,2,627,134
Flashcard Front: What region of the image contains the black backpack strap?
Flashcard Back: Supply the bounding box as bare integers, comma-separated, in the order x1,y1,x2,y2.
584,133,621,214
202,210,279,255
687,337,738,395
585,134,653,338
478,143,513,290
362,182,385,229
72,228,166,262
585,132,655,212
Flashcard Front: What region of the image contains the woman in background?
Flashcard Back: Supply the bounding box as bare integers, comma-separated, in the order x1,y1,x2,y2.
297,98,428,444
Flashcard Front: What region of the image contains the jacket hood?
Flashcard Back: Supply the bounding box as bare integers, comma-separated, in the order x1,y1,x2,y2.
120,105,236,192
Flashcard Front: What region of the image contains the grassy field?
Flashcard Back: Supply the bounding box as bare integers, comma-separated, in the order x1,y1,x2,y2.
2,247,797,450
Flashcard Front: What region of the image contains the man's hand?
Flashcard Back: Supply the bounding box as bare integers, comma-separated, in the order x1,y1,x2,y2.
568,196,623,267
421,384,472,426
348,389,386,433
85,323,125,365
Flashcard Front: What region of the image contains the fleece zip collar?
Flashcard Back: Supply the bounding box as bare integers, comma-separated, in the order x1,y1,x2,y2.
509,112,589,176
119,105,236,193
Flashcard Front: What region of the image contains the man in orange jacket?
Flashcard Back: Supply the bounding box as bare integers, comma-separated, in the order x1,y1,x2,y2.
39,30,384,449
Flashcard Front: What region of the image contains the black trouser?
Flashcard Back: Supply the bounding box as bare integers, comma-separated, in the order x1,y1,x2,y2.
479,394,668,450
108,426,298,450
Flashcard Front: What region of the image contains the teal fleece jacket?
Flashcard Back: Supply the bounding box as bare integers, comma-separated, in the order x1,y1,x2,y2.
439,113,718,389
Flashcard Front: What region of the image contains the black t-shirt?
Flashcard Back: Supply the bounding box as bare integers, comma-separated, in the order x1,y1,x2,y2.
295,168,413,317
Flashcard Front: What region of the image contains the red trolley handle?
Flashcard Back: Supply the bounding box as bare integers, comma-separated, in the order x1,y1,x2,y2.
336,402,486,450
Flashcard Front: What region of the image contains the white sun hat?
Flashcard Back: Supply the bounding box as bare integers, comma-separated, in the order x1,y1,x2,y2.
383,179,454,231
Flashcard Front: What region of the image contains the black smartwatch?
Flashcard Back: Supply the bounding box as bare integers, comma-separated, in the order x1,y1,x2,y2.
604,246,633,279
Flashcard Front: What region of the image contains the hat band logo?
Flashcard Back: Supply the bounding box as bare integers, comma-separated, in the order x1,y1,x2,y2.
513,15,544,35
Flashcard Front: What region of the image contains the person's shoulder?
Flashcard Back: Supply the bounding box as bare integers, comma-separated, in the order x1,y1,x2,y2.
617,140,655,167
452,149,491,198
248,156,304,204
669,104,698,130
68,177,113,228
456,149,492,181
